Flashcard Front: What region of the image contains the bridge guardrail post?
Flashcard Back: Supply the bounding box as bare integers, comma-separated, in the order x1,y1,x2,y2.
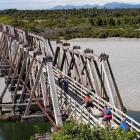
130,120,134,131
88,112,90,124
69,98,72,115
74,102,76,121
78,107,83,124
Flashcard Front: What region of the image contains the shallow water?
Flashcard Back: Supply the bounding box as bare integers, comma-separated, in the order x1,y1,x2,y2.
0,121,51,140
68,38,140,111
127,111,140,123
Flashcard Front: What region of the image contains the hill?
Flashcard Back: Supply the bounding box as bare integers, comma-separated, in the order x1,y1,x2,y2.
51,2,140,9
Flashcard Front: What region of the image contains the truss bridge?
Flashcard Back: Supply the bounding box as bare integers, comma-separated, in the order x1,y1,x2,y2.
0,24,140,133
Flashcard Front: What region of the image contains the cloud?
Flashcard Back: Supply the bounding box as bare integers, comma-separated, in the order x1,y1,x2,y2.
0,0,140,9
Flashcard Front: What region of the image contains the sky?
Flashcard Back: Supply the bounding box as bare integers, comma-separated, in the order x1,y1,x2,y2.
0,0,140,10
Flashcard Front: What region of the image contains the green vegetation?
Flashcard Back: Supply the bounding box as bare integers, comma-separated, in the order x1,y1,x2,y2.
0,16,13,24
0,8,140,39
52,121,138,140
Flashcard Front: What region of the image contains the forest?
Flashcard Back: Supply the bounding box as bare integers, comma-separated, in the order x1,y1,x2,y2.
0,8,140,39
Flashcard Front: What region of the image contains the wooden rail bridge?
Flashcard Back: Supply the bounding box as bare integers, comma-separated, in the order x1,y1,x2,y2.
0,24,140,133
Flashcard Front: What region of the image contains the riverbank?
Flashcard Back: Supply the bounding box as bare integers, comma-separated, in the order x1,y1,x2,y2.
1,9,140,39
31,133,51,140
69,37,140,42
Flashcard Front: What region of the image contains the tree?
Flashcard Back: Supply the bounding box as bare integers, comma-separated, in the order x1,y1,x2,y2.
108,18,115,26
94,16,103,26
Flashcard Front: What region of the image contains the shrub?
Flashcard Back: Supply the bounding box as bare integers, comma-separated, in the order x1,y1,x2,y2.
52,121,138,140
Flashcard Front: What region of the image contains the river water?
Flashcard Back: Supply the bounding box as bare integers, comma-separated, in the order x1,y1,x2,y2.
0,121,51,140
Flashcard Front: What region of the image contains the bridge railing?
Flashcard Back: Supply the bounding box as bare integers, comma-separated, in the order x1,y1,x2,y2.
56,85,104,127
52,66,140,133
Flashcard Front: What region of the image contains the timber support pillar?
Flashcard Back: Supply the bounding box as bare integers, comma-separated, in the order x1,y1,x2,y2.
45,56,63,127
99,53,125,112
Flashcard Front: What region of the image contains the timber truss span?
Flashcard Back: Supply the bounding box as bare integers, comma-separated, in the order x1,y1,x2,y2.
0,24,140,133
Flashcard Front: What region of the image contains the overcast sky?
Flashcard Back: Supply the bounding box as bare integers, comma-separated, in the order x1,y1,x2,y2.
0,0,140,10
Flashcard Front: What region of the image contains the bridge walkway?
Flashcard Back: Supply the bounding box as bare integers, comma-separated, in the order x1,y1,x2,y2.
53,66,140,132
54,71,120,129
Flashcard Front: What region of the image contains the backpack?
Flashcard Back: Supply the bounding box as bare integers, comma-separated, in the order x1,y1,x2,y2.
106,107,112,115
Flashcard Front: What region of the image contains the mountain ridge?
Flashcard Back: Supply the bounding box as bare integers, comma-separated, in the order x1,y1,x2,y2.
51,2,140,10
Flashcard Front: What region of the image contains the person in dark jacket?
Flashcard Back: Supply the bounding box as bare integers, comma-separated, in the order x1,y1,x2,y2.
62,77,69,92
58,73,63,88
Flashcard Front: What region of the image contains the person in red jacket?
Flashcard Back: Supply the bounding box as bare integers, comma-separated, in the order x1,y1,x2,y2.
83,94,94,112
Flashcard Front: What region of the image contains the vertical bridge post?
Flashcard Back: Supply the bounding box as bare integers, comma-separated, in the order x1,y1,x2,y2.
46,56,63,127
100,53,125,111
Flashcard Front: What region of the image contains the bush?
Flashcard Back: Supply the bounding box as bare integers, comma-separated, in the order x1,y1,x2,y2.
52,121,138,140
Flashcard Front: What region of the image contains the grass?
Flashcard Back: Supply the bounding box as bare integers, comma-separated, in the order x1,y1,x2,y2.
0,16,14,24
